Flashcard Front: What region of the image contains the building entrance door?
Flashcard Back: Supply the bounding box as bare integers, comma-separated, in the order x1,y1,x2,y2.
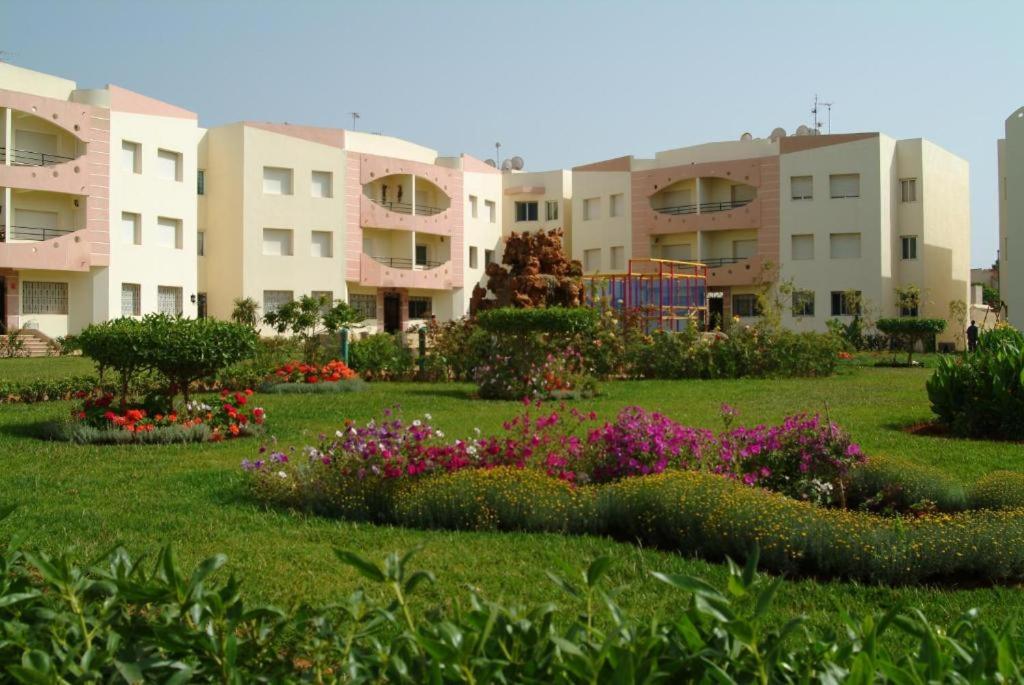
383,293,401,333
707,292,724,331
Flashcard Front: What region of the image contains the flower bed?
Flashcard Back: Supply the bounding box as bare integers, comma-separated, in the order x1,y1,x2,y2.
258,359,365,394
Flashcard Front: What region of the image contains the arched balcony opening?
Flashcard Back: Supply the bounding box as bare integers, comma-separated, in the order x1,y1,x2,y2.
0,188,84,243
363,174,450,217
1,109,85,167
650,177,756,216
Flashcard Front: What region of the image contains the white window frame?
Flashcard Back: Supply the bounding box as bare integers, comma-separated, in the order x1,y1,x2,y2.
156,217,182,250
262,166,294,195
121,283,141,316
156,148,182,182
900,178,917,203
157,285,183,316
901,235,918,260
546,200,559,221
22,281,68,315
310,230,333,258
311,170,333,198
790,175,813,200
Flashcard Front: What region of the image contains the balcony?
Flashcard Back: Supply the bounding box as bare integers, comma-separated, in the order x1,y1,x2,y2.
369,200,446,217
359,253,453,290
360,172,454,235
1,146,76,168
654,199,752,217
370,255,445,269
1,225,77,242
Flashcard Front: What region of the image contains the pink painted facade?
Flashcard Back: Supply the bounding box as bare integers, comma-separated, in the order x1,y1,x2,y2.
358,253,454,290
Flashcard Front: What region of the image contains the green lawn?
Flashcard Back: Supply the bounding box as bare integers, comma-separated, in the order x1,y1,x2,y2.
0,355,94,382
0,362,1022,635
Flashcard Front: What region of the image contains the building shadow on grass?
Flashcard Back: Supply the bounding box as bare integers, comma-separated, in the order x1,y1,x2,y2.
394,386,478,401
0,420,61,442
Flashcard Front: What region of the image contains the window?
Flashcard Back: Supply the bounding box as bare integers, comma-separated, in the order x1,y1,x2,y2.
121,283,141,316
901,235,918,260
791,234,814,260
22,281,68,315
262,167,293,195
469,195,478,219
156,149,182,182
262,228,293,256
829,173,860,199
121,212,141,245
349,294,376,319
156,217,182,249
829,232,861,259
408,297,432,319
609,193,624,218
197,169,205,195
485,200,496,223
831,291,862,317
792,290,815,317
469,246,479,269
900,178,917,203
121,141,140,174
583,197,600,221
732,239,757,260
732,294,760,318
584,248,601,271
484,249,494,265
610,246,625,270
415,244,428,266
515,201,538,222
900,303,919,317
546,200,559,221
311,171,333,198
197,231,205,257
157,286,183,316
791,175,813,200
263,290,293,315
661,243,692,261
310,230,333,258
311,290,333,310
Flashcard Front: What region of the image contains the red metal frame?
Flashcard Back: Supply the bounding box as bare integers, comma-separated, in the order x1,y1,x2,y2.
583,258,708,332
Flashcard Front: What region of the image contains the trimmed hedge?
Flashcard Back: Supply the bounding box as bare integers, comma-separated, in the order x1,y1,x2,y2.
477,306,599,334
847,455,968,512
0,375,99,404
44,421,214,445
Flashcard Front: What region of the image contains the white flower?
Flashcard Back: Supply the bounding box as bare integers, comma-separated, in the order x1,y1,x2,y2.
336,430,344,437
436,430,445,438
424,413,432,420
412,419,422,427
277,471,287,479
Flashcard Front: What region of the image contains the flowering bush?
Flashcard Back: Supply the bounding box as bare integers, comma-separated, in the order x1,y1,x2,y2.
475,347,597,400
271,359,357,384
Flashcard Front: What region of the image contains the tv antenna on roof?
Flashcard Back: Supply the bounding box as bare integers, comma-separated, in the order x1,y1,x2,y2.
811,94,834,134
349,112,360,131
485,141,524,171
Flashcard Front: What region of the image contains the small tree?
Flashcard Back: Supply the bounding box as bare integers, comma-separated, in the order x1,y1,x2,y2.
78,318,151,410
263,295,363,362
231,297,260,329
877,317,947,366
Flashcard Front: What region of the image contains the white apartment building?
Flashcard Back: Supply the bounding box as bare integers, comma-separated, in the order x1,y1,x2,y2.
999,107,1024,328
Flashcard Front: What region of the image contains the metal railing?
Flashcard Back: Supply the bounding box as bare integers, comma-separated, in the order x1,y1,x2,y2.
370,199,447,216
371,256,445,270
653,199,753,216
0,146,76,167
1,225,77,242
702,256,750,268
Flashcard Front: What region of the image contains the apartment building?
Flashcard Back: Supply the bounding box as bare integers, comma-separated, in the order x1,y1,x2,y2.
0,62,199,339
566,131,970,345
999,107,1024,327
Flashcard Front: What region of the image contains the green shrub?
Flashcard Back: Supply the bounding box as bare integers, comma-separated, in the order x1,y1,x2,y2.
477,306,598,334
847,456,968,513
877,317,946,365
0,375,99,404
970,471,1024,510
45,421,214,445
77,318,153,408
349,333,415,380
394,467,595,533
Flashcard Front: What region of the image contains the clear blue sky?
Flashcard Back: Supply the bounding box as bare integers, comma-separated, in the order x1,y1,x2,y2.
3,0,1021,267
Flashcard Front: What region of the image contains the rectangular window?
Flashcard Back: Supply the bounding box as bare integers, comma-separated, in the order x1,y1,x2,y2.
408,297,432,319
262,228,294,256
263,290,293,315
583,197,600,221
311,171,333,198
121,140,141,174
310,230,333,258
900,303,919,317
732,294,760,318
349,293,377,319
469,246,479,269
156,217,182,250
610,246,625,270
831,291,862,317
121,283,141,316
609,193,624,218
792,290,815,317
484,249,494,265
791,175,813,200
901,235,918,260
121,212,141,245
197,169,205,195
22,281,68,315
661,243,692,261
197,230,205,257
545,200,559,221
469,195,478,219
732,239,757,260
515,201,538,222
262,166,293,195
791,234,814,260
829,232,861,259
157,286,183,316
584,248,601,271
900,178,917,203
415,244,428,266
829,173,860,199
485,200,496,223
156,149,182,182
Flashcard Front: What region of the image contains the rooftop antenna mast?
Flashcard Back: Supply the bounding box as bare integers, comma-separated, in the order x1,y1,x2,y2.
349,112,360,131
811,94,834,134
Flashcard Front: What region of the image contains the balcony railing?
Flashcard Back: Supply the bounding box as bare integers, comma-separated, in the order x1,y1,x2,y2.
370,199,446,216
371,256,444,270
653,199,752,216
702,256,750,268
1,225,77,242
0,146,76,167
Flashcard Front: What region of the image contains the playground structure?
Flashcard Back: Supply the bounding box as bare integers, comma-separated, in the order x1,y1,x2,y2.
582,258,708,332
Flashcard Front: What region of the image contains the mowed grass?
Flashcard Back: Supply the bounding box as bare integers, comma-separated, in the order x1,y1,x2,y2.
1,360,1023,634
0,355,94,382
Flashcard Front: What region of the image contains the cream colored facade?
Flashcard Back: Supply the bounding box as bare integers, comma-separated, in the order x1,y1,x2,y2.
999,107,1024,328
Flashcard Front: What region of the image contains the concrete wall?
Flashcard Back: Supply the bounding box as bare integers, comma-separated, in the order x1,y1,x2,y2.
1001,108,1024,327
570,171,631,273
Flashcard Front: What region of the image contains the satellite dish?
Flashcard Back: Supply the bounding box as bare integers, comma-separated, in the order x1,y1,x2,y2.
769,127,787,142
510,156,524,170
484,158,497,167
740,132,753,141
501,159,513,171
795,124,811,136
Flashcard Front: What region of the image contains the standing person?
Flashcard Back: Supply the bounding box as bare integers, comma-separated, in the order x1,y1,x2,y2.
967,320,979,352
